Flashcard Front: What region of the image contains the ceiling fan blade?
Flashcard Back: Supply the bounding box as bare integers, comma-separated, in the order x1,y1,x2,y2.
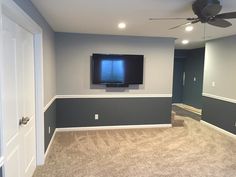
191,19,200,24
215,12,236,19
149,17,198,21
149,18,188,21
168,22,192,30
168,19,200,30
208,18,232,28
202,3,222,17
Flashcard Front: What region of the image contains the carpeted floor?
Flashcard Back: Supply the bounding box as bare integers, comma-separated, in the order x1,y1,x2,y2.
34,117,236,177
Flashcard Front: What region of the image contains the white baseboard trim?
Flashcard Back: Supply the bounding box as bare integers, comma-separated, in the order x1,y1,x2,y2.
0,156,4,167
44,96,57,112
57,124,172,132
44,129,57,159
202,93,236,104
201,120,236,139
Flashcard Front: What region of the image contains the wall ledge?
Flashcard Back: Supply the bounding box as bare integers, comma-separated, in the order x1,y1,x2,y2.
56,94,172,99
202,93,236,104
44,94,172,112
44,96,57,112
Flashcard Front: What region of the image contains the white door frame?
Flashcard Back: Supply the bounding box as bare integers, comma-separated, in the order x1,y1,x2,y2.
0,0,45,166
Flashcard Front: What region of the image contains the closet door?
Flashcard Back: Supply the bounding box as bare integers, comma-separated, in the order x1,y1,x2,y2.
2,14,36,177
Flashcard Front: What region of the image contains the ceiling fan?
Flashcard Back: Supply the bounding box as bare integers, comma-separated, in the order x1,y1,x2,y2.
149,0,236,30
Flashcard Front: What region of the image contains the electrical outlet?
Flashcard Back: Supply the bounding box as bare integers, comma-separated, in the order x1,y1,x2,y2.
48,126,51,134
95,114,99,120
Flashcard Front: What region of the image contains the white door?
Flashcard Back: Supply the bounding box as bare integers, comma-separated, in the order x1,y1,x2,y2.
2,14,36,177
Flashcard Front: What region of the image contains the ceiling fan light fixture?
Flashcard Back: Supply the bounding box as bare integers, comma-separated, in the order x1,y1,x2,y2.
185,25,194,32
182,40,189,45
118,22,126,29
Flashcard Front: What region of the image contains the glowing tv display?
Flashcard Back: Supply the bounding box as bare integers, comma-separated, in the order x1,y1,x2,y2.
92,54,144,87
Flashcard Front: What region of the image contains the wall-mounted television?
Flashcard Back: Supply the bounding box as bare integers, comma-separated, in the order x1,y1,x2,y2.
92,53,144,87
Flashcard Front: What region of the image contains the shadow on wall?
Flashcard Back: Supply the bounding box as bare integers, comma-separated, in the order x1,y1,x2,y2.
90,84,141,92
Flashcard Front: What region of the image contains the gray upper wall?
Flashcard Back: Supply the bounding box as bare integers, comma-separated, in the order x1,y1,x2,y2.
204,35,236,100
13,0,56,106
55,33,175,95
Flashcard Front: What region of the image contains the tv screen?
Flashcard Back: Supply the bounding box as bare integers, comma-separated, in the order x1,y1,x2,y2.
92,54,144,86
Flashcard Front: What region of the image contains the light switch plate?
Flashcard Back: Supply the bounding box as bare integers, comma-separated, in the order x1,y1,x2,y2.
212,81,216,87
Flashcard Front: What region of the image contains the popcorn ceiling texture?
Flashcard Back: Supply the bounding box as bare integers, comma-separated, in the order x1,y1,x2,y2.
34,115,236,177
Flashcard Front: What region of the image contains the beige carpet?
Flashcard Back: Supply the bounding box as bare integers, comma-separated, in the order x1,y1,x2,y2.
34,118,236,177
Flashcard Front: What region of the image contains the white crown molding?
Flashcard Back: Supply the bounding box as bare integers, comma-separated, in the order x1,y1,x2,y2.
56,94,172,99
44,96,57,112
201,120,236,139
56,124,172,132
202,93,236,104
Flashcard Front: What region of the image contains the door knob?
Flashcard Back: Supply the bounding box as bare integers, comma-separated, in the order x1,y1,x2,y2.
19,117,30,126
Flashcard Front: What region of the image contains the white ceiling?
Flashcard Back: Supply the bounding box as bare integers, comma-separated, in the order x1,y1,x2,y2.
31,0,236,49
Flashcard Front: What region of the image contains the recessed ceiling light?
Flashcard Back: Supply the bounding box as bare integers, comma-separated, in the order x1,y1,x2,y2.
118,22,126,29
182,40,189,45
185,26,194,32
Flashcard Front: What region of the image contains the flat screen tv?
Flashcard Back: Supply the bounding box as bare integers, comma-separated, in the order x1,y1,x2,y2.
92,53,144,87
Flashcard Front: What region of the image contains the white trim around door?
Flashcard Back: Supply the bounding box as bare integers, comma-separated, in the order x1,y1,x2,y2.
0,0,45,166
0,0,4,170
0,156,4,167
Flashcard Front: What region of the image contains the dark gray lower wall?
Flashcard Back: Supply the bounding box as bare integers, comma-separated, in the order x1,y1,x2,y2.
202,96,236,134
44,100,56,152
172,57,185,103
56,97,172,128
0,167,2,177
